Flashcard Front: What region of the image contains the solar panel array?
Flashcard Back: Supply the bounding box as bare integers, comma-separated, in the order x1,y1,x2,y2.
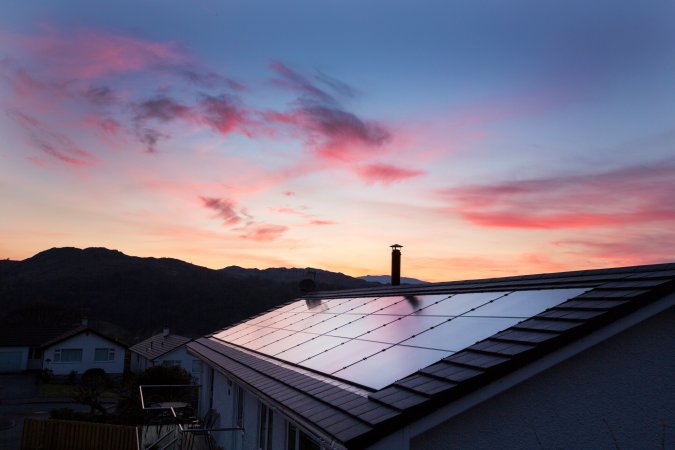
212,288,587,389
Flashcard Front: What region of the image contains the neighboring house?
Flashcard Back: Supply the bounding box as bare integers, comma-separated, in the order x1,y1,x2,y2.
130,328,201,381
42,320,127,376
0,326,72,373
187,262,675,450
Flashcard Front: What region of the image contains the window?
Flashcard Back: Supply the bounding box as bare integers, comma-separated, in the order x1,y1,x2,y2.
235,385,244,428
287,424,320,450
53,348,83,363
258,402,273,450
94,348,115,362
191,359,202,373
162,360,181,367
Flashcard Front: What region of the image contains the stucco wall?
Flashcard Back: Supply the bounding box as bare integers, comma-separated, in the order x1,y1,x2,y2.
205,369,292,450
43,332,126,375
411,306,675,450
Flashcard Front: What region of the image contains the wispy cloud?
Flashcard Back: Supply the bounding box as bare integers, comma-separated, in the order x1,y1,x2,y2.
239,224,287,241
197,94,247,135
265,61,391,161
200,196,242,225
82,85,118,105
438,162,675,229
7,109,97,167
0,28,189,79
308,219,336,226
357,163,425,185
134,96,192,122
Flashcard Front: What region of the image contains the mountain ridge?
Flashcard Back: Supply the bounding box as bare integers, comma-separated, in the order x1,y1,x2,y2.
0,247,374,343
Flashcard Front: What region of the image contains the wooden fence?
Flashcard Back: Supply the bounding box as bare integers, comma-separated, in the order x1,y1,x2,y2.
21,418,139,450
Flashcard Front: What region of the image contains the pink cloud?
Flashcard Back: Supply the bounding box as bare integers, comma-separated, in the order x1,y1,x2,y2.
265,62,391,162
309,220,336,226
438,162,675,229
1,28,189,79
7,109,98,167
271,207,303,215
198,94,248,135
240,224,287,241
200,197,242,225
357,163,425,185
134,96,192,122
555,231,675,267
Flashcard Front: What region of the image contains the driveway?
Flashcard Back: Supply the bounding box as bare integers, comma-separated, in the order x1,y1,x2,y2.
0,374,90,450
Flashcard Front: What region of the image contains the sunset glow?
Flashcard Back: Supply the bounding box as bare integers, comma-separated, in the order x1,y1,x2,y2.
1,1,674,281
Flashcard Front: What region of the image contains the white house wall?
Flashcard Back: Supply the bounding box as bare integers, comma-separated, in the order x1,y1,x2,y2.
408,306,675,450
203,368,305,450
130,353,150,373
43,332,125,375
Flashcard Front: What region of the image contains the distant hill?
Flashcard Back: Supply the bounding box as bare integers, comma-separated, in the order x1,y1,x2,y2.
0,247,373,343
358,275,429,285
221,266,369,286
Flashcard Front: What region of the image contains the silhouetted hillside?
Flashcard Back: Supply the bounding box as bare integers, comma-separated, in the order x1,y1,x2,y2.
0,247,373,344
358,275,428,285
221,266,367,286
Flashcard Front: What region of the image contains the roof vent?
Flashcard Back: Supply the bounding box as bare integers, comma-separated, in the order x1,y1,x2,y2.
163,327,170,337
390,244,402,286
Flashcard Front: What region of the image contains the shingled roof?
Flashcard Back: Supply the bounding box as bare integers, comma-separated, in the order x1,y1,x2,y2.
41,325,127,349
187,262,675,449
130,332,192,360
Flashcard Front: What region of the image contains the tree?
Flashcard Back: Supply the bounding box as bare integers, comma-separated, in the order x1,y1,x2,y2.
72,368,110,416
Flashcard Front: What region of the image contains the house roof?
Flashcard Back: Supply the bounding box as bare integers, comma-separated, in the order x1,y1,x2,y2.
130,332,192,360
42,325,128,349
187,262,675,449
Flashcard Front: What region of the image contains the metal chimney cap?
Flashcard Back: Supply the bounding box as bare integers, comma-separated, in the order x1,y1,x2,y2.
390,244,403,250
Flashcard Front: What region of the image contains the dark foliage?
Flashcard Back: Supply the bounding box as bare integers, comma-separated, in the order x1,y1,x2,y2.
0,247,372,343
116,365,195,425
73,368,111,415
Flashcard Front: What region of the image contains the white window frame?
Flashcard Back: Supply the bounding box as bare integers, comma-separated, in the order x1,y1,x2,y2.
94,347,115,362
53,348,83,363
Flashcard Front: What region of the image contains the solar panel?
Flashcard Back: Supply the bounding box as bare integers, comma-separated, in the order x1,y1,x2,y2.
373,294,450,315
332,345,452,389
214,288,587,389
464,288,589,317
274,335,348,363
403,316,523,351
416,292,509,316
300,339,391,373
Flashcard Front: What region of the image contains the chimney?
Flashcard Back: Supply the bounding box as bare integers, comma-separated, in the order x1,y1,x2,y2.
390,244,402,286
163,327,170,337
81,318,89,327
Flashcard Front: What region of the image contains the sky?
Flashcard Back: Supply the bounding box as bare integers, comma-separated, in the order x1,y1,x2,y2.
1,0,674,282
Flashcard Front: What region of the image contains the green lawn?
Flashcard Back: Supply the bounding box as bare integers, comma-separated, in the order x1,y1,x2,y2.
38,383,119,399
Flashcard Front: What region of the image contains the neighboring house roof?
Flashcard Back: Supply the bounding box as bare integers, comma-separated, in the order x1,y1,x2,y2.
130,332,192,360
41,325,128,349
0,325,73,348
188,262,675,449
